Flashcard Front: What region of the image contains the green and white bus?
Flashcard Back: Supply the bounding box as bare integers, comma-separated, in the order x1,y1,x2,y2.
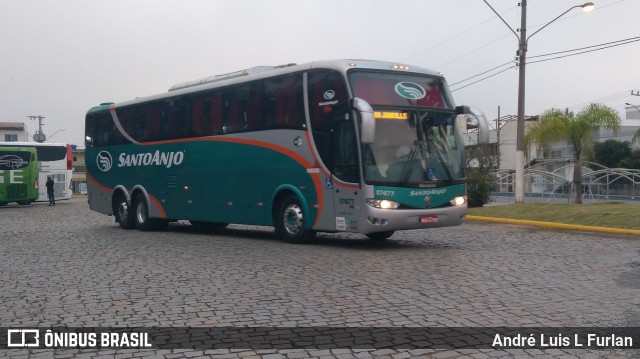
85,59,488,242
0,145,39,206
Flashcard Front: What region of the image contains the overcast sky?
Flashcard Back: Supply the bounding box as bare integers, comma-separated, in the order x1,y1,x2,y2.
1,0,638,146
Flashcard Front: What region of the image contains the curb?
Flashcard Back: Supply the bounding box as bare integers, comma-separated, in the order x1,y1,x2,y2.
466,215,640,237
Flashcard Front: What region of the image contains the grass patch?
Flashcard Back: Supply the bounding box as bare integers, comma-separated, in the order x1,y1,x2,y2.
467,202,640,230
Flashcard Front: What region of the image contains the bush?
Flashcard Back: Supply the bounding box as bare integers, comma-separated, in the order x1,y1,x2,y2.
466,144,496,207
467,168,494,207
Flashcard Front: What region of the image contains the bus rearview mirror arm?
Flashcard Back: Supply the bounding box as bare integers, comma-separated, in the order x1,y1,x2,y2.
353,97,375,144
456,105,490,144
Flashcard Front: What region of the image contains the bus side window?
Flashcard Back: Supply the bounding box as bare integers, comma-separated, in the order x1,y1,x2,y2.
165,99,186,140
265,74,304,129
209,93,223,135
191,97,204,137
145,102,163,142
244,82,263,131
223,86,250,133
133,110,147,142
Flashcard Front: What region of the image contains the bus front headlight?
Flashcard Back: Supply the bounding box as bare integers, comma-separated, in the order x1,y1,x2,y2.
366,199,400,209
450,196,467,206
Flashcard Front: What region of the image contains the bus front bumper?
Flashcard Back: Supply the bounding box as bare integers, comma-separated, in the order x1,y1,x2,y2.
357,204,467,234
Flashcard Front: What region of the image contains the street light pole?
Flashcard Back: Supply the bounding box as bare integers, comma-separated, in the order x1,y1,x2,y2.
626,103,640,114
46,129,66,141
482,1,594,203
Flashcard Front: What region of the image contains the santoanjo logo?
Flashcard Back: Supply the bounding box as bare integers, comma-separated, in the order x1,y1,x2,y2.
323,90,335,100
394,82,426,100
118,150,184,169
96,151,113,172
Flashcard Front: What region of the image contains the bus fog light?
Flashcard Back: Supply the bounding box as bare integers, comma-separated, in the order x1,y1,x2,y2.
367,217,388,225
366,199,400,209
450,196,466,206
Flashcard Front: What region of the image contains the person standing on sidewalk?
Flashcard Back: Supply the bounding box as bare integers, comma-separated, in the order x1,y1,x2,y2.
46,176,55,206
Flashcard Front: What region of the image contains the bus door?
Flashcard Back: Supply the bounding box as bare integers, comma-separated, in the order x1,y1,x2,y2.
307,69,360,232
330,116,361,232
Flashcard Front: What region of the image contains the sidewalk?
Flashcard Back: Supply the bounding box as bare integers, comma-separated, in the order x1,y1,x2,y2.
466,215,640,236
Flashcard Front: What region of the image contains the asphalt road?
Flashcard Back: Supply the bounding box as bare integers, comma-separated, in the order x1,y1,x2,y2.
1,198,639,358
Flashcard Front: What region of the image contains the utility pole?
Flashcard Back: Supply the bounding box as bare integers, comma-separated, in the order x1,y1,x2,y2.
28,115,46,142
496,106,501,170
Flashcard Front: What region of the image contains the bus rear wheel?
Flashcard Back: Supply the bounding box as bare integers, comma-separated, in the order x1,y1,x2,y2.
275,194,315,244
134,195,167,231
115,194,135,229
366,231,395,241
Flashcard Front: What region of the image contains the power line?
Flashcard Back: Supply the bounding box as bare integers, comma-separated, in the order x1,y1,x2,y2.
449,60,514,87
401,5,518,62
449,36,640,92
528,36,640,59
436,0,627,72
450,65,516,92
566,91,631,110
527,37,640,65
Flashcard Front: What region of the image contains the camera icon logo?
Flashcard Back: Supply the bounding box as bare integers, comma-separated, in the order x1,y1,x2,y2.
7,329,39,347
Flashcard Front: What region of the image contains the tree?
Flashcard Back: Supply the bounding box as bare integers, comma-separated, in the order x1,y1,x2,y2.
525,104,621,204
593,139,632,168
619,148,640,169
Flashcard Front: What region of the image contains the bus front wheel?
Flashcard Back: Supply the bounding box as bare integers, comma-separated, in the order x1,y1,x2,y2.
275,194,315,244
115,194,135,230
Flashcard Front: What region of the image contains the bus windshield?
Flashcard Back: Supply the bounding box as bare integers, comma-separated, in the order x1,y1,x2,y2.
349,72,464,186
349,71,454,109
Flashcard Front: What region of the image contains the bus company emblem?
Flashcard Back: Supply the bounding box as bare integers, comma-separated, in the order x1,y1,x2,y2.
293,136,303,147
117,150,185,169
424,196,432,207
394,82,426,100
0,155,26,170
323,90,335,100
96,151,113,172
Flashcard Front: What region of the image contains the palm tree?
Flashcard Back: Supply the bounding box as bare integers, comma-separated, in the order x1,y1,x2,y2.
525,103,621,204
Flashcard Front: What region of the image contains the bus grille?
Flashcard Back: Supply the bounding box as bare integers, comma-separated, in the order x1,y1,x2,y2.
6,184,27,199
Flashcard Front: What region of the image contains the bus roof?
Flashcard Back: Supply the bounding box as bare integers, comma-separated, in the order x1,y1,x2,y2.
0,145,38,152
87,59,444,113
0,141,69,148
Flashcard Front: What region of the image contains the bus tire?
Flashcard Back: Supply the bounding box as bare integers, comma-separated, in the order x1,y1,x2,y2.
275,194,315,244
115,194,135,230
17,201,32,205
134,194,167,231
366,231,395,241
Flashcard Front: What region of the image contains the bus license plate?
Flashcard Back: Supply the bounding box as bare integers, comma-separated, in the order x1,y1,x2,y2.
420,215,438,224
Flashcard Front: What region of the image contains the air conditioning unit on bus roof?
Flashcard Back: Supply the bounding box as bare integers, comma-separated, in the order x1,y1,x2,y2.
168,63,297,92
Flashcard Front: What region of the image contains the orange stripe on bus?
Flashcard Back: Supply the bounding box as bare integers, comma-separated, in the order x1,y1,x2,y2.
87,171,113,193
132,136,325,228
148,194,167,219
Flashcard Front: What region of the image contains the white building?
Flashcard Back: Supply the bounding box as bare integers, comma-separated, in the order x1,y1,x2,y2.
0,122,28,142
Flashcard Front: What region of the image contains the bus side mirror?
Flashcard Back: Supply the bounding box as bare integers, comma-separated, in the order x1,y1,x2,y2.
353,97,375,144
85,136,93,146
455,105,489,144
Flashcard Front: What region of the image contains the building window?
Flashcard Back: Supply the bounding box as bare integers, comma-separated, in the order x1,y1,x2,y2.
4,134,18,142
